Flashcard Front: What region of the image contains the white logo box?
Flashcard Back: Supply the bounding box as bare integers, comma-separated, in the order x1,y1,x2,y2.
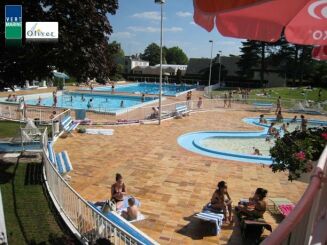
26,22,58,39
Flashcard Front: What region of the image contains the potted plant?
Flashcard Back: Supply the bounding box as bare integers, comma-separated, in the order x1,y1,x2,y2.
270,127,327,182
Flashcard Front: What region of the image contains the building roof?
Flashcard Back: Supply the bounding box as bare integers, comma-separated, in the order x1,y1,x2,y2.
185,58,211,75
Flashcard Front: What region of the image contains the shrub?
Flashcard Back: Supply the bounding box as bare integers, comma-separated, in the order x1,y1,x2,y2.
270,127,327,181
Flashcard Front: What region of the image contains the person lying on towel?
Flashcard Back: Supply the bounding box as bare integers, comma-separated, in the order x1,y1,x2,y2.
236,188,267,220
210,181,233,223
122,197,139,221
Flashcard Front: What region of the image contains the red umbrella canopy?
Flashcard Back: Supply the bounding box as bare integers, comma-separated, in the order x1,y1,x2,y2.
312,46,327,60
194,0,327,45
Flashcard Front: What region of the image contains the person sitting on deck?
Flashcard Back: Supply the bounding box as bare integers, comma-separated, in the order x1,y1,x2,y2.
150,107,159,119
276,109,284,122
121,197,139,221
111,173,127,209
210,181,233,223
290,115,297,123
236,188,268,220
268,122,279,138
259,114,267,124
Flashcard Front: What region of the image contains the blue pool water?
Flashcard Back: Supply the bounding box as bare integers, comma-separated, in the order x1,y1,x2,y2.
91,83,197,96
178,118,327,165
25,92,157,114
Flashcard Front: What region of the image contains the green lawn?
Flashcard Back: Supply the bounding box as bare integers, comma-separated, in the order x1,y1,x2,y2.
0,121,22,138
0,157,76,244
212,87,327,102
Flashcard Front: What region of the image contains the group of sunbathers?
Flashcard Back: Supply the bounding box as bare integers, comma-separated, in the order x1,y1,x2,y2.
111,173,139,221
210,181,268,224
6,94,18,102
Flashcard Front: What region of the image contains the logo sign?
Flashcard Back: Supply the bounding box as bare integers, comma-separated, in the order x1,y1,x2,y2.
5,5,22,39
308,0,327,20
25,22,59,41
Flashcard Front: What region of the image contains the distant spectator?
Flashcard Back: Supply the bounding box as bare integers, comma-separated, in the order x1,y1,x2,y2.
301,115,307,132
197,97,203,109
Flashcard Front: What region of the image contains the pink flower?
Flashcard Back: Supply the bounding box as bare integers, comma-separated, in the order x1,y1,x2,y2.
294,151,306,161
321,133,327,141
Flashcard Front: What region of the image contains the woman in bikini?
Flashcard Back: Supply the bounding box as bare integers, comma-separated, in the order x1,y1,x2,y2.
210,181,233,223
111,173,127,209
236,188,268,220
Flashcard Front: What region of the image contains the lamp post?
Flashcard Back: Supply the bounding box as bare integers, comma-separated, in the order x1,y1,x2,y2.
155,0,165,125
218,50,222,88
208,40,214,96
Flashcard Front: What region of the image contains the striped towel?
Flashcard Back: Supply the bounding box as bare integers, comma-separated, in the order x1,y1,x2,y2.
279,204,295,216
195,211,224,235
55,151,73,174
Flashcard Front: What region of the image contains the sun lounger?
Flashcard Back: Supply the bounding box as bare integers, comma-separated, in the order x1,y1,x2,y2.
269,197,295,217
240,219,272,243
175,104,189,117
253,102,273,112
85,128,114,135
47,142,56,165
55,151,73,176
61,116,80,134
194,203,224,235
89,202,158,245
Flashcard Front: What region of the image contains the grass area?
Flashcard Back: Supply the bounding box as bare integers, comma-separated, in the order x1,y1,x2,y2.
0,156,76,244
0,121,22,138
212,87,327,102
0,120,53,139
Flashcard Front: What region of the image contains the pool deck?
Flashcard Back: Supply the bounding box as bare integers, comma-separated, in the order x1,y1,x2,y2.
53,110,325,244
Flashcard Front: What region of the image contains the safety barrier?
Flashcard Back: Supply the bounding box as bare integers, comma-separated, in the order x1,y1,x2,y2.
263,146,327,245
41,128,159,244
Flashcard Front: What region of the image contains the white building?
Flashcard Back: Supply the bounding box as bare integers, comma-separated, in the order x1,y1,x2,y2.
124,57,149,74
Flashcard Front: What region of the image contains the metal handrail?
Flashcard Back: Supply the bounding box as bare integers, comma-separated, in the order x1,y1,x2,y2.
262,146,327,245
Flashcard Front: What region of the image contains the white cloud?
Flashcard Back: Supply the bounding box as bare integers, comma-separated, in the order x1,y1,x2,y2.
127,26,183,33
190,21,196,25
111,32,134,38
176,11,192,17
132,11,165,20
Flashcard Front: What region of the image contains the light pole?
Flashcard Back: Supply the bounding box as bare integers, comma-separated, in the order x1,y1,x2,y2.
218,51,222,88
208,40,214,96
155,0,165,125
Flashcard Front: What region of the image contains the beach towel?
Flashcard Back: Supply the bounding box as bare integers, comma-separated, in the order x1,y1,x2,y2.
278,204,295,216
85,128,114,135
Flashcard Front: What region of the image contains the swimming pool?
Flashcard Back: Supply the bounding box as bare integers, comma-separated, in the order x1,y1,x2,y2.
24,92,158,115
0,142,41,152
178,118,327,164
90,82,197,96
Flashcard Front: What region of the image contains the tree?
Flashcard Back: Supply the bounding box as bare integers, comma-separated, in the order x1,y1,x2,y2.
166,47,188,64
107,41,125,79
176,69,182,84
141,43,161,66
237,40,261,79
0,0,119,89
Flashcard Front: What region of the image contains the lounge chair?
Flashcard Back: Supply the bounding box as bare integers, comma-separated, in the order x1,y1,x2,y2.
89,203,158,245
269,197,295,217
240,218,272,244
55,151,73,180
253,102,273,112
194,203,224,235
175,104,189,118
60,115,80,135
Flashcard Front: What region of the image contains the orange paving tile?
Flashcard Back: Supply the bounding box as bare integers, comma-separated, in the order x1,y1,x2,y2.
53,110,325,244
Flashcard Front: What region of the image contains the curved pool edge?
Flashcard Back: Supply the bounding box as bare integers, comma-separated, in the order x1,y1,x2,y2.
178,117,327,165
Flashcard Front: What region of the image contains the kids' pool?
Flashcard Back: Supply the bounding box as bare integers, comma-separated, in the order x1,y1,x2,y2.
178,118,327,165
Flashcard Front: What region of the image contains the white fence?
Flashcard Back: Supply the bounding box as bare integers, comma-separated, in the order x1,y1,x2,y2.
41,128,158,244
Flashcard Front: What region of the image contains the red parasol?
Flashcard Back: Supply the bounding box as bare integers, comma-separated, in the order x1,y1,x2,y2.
312,45,327,60
193,0,327,46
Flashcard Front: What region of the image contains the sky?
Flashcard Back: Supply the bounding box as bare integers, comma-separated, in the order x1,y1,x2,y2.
108,0,244,59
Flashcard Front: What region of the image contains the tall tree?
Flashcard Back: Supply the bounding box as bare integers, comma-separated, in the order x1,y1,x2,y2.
0,0,119,89
141,43,161,66
237,40,261,79
166,46,188,64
